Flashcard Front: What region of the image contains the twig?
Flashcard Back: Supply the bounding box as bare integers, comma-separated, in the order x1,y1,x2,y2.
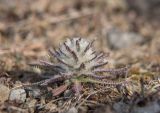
8,105,26,113
77,86,111,108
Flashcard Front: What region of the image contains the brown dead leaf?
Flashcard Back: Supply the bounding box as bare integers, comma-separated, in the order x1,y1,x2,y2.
52,84,69,96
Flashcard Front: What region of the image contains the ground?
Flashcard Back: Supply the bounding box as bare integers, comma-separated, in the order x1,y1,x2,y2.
0,0,160,113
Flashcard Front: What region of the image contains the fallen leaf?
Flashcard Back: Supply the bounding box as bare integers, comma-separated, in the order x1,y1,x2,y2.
52,84,68,96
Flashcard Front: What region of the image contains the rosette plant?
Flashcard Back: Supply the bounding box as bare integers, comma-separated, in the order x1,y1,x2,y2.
31,38,128,96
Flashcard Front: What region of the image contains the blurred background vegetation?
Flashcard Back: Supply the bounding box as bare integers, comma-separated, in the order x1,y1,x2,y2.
0,0,160,71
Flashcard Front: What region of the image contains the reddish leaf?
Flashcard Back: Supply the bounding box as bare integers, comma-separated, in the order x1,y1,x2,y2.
52,84,68,96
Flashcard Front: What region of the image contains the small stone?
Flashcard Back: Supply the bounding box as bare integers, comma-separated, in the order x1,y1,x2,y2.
106,28,145,49
66,107,78,113
9,88,26,103
0,84,10,103
64,90,73,98
27,87,41,98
